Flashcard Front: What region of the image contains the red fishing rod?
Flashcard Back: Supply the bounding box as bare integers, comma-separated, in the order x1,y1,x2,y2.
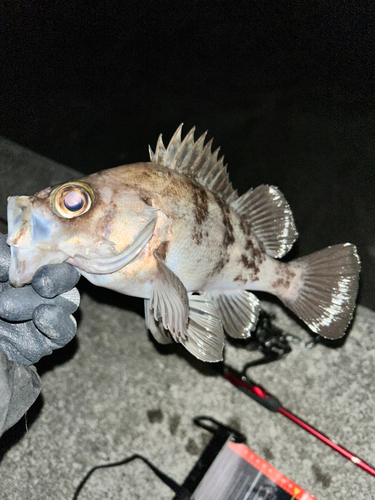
213,362,375,478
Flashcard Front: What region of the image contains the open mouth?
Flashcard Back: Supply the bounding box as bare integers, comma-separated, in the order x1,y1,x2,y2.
6,195,65,287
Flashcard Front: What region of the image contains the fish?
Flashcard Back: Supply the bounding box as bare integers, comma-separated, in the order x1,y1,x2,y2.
6,125,360,362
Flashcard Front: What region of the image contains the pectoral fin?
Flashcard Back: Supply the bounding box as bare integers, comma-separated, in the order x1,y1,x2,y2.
149,256,189,338
144,299,174,344
205,290,260,339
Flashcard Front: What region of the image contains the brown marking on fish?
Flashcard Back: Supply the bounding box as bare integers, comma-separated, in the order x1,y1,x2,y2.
240,243,263,282
192,183,209,225
214,194,235,248
234,274,247,284
209,253,230,277
192,228,203,245
245,238,254,251
239,217,251,236
156,240,169,261
241,254,257,271
187,181,209,246
244,235,266,269
271,266,296,291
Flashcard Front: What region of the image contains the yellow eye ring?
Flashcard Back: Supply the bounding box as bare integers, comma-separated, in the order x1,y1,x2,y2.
51,182,94,219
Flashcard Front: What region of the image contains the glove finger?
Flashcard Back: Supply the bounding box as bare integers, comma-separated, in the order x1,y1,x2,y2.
58,287,80,314
0,285,80,322
32,263,80,298
0,234,10,282
33,304,77,346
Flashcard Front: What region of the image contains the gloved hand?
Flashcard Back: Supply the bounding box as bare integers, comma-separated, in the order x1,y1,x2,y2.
0,234,80,365
0,233,80,435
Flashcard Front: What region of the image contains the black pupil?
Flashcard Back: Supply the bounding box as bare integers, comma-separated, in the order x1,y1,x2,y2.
64,191,85,212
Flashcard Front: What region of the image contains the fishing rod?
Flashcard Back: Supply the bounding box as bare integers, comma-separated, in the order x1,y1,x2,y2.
212,362,375,478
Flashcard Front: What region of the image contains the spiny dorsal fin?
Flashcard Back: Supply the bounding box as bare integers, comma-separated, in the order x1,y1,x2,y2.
149,124,238,203
230,184,298,258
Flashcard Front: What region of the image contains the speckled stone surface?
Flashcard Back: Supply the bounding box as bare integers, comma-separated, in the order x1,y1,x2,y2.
0,139,374,500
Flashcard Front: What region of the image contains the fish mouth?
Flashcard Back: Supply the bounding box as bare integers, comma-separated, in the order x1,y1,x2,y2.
7,195,67,287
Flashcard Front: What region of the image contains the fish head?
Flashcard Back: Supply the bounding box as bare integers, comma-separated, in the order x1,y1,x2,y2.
7,171,157,287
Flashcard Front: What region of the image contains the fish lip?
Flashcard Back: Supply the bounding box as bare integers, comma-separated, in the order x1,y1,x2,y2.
8,246,32,287
6,196,31,247
6,195,68,286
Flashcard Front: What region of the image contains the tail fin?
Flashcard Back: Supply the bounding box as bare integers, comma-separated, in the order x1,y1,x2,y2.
281,243,360,339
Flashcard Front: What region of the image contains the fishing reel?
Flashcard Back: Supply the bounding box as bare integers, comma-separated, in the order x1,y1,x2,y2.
233,310,321,370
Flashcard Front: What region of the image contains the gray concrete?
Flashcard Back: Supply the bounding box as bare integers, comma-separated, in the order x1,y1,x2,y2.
0,139,375,500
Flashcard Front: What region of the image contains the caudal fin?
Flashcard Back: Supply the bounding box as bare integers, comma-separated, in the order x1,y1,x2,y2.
281,243,360,339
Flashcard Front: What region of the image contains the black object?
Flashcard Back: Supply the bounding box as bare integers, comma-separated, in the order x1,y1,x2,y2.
241,311,293,368
72,417,245,500
72,454,190,500
174,416,246,498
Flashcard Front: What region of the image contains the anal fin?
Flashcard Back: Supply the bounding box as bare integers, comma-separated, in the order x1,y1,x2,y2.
205,290,260,339
181,295,224,362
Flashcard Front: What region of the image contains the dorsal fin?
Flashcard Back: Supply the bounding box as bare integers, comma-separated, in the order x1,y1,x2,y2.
230,184,298,258
149,124,238,203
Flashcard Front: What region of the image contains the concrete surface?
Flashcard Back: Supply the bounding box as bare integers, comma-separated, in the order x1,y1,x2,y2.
0,139,375,500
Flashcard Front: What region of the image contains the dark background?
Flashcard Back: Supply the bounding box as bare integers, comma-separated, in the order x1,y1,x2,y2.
0,1,374,309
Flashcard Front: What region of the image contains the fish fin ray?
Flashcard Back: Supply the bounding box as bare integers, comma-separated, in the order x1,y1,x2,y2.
151,133,168,165
179,295,224,362
68,217,156,274
144,299,174,344
205,290,260,339
171,130,207,173
231,184,298,258
280,244,360,339
151,124,238,203
149,256,189,338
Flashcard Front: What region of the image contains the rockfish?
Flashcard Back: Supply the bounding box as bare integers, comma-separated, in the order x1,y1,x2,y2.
6,125,360,361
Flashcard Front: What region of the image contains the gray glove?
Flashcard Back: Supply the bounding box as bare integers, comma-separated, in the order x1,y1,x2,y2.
0,234,80,434
0,351,41,435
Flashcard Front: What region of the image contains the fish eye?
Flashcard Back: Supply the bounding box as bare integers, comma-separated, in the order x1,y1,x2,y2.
51,182,94,219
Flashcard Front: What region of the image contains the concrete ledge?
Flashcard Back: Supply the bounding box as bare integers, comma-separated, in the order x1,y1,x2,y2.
1,139,374,500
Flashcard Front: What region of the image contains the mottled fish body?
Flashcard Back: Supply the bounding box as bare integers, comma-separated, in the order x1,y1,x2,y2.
6,125,360,361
